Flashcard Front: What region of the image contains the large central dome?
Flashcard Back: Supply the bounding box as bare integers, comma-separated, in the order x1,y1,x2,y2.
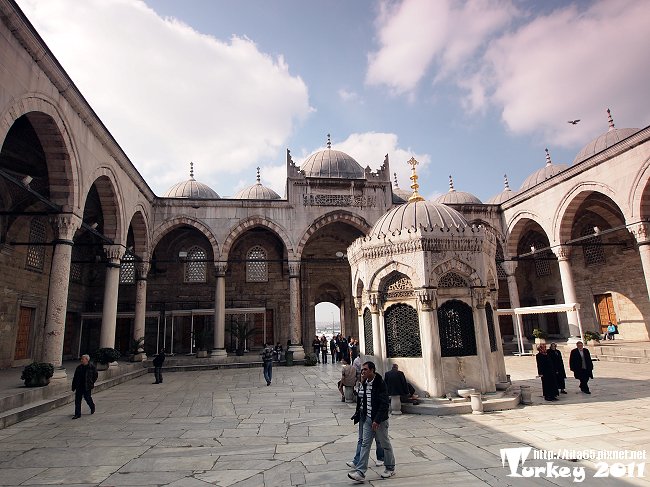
371,199,469,237
301,148,365,179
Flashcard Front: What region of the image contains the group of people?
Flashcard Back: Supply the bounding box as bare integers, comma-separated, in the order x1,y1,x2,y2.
536,341,594,401
311,334,360,364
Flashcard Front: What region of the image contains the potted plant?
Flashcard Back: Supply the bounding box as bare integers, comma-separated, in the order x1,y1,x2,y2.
92,347,121,370
532,328,548,344
226,319,256,356
129,336,145,362
583,331,601,346
21,362,54,387
192,328,210,358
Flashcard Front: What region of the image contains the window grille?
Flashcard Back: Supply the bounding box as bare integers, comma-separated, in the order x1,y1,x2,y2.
384,303,422,357
532,241,551,277
70,245,82,282
382,273,414,300
246,245,268,282
438,300,477,357
26,219,46,271
496,245,507,280
120,252,136,284
485,303,498,352
184,246,207,283
363,308,373,355
581,227,605,266
438,272,467,288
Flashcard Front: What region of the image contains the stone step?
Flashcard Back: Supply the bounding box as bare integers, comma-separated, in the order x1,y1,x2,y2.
592,354,649,364
150,360,305,373
401,389,521,416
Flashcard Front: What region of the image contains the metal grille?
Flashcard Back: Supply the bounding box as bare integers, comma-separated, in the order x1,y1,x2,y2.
246,245,268,282
120,252,136,284
438,272,467,288
485,303,498,352
70,245,82,282
184,246,207,283
581,227,605,266
363,308,373,355
382,273,414,300
496,245,507,280
25,219,46,271
438,300,477,357
384,303,422,358
533,241,551,277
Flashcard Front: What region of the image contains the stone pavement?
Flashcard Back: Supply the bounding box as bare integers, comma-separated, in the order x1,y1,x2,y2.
0,355,648,487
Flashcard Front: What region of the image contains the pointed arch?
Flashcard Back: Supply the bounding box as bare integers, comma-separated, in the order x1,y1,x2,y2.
127,205,150,260
296,210,371,259
221,215,293,260
431,258,482,287
368,260,420,291
505,210,547,257
152,216,220,259
81,169,124,243
630,155,650,220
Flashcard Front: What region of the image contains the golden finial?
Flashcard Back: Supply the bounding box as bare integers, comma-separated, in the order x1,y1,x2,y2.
407,157,424,202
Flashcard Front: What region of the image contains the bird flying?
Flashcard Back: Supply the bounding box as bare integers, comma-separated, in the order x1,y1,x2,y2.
568,119,580,125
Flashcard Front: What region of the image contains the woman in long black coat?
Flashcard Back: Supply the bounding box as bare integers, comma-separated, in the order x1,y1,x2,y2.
548,343,567,394
536,344,559,401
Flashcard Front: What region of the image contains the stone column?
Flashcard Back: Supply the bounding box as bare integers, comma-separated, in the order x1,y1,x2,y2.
132,261,149,361
100,245,124,349
42,214,81,380
354,297,365,353
631,223,650,299
473,289,496,393
416,289,444,397
552,245,580,338
502,260,527,350
212,262,227,357
368,292,385,373
489,293,508,382
288,262,305,360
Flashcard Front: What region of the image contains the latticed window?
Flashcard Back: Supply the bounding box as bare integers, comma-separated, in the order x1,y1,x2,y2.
496,245,507,280
384,303,422,357
581,227,605,266
70,245,82,282
438,272,467,288
486,303,498,352
532,241,551,277
363,308,373,355
120,252,136,284
184,246,207,283
438,300,477,357
25,219,46,271
246,245,268,282
382,273,414,300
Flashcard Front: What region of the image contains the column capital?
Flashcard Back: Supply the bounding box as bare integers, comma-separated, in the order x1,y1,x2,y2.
501,260,518,277
630,222,650,245
353,296,363,311
50,213,81,242
288,261,301,278
416,288,437,311
552,245,571,261
214,261,228,276
135,261,150,280
473,287,488,308
103,244,124,265
367,292,381,313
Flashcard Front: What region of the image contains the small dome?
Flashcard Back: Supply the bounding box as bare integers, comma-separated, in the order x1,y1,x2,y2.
371,199,469,237
163,163,219,199
520,149,568,191
434,175,482,205
573,109,639,165
233,168,281,200
392,172,411,203
487,174,517,204
301,136,365,179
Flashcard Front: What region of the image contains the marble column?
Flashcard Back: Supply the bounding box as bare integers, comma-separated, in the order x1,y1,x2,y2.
288,262,305,359
132,261,149,361
368,292,385,374
100,245,124,349
632,223,650,300
354,297,365,354
42,214,81,380
417,289,444,397
473,289,496,393
212,262,227,357
502,260,527,350
489,294,508,382
553,245,580,338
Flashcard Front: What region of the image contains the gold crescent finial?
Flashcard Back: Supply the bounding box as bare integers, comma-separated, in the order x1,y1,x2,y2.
407,157,424,202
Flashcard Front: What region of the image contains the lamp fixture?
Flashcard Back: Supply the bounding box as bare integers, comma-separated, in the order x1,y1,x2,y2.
21,175,32,186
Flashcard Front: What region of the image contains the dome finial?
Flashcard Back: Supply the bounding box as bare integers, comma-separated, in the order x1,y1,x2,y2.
327,133,331,149
545,148,552,166
448,175,456,192
256,166,261,184
393,172,399,188
607,108,615,131
504,174,511,190
407,157,424,202
190,161,195,179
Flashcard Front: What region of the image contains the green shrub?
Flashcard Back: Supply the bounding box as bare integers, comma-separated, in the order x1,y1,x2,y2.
304,352,318,366
583,331,601,342
532,328,548,339
20,362,54,381
92,347,121,364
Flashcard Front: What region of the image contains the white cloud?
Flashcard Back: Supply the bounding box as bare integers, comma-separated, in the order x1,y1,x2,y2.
338,89,361,103
17,0,311,195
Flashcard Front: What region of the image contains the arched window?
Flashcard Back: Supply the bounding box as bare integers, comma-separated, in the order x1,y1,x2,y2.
581,226,605,266
438,272,468,288
485,303,498,352
184,246,207,283
246,245,268,282
25,219,46,271
70,245,82,282
532,240,552,277
120,252,136,284
496,244,507,280
363,308,373,355
384,303,422,357
382,273,414,300
438,300,477,357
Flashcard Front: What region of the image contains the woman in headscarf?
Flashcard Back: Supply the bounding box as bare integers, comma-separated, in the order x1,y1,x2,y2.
536,344,559,401
548,342,567,394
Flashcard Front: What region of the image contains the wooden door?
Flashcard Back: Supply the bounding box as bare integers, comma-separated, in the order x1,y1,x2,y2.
594,294,617,334
14,307,34,360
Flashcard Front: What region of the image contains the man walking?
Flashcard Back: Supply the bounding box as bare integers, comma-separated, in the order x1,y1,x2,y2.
152,349,165,384
71,354,98,419
348,361,395,482
261,342,274,386
569,341,594,394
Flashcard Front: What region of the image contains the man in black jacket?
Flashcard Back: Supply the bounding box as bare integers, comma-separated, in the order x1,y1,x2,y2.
71,354,98,419
152,349,165,384
348,361,395,482
569,341,594,394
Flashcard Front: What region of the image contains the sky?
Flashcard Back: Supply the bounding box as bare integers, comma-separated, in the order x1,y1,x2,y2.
15,0,650,204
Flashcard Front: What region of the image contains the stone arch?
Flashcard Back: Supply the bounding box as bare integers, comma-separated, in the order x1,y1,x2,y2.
296,210,371,260
221,215,293,261
505,211,547,257
81,169,124,243
431,258,482,287
629,155,650,220
0,94,80,209
127,205,150,260
553,182,623,243
368,261,419,291
151,216,220,259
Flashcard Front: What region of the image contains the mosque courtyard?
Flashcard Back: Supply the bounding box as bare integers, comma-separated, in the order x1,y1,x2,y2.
0,355,648,487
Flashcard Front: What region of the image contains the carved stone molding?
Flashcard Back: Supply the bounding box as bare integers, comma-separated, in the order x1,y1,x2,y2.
553,245,571,261
50,214,81,242
367,292,381,313
631,223,650,245
416,288,437,311
103,244,124,264
500,260,518,277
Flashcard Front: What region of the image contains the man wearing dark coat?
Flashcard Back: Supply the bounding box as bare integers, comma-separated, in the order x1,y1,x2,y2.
152,349,165,384
71,354,98,419
536,344,559,401
569,341,594,394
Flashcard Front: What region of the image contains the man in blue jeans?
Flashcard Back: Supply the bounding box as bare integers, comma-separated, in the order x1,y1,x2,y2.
261,343,274,386
348,361,395,482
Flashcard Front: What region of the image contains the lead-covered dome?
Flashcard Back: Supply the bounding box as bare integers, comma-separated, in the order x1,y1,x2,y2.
163,163,220,199
573,109,639,165
520,149,568,191
434,175,482,205
232,168,281,200
301,138,365,179
371,198,469,237
487,174,516,204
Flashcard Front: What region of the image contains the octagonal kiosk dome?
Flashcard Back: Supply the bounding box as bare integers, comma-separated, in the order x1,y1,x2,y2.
347,158,506,402
573,108,639,165
520,149,568,191
232,167,281,200
163,163,220,199
434,175,482,205
300,137,365,179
